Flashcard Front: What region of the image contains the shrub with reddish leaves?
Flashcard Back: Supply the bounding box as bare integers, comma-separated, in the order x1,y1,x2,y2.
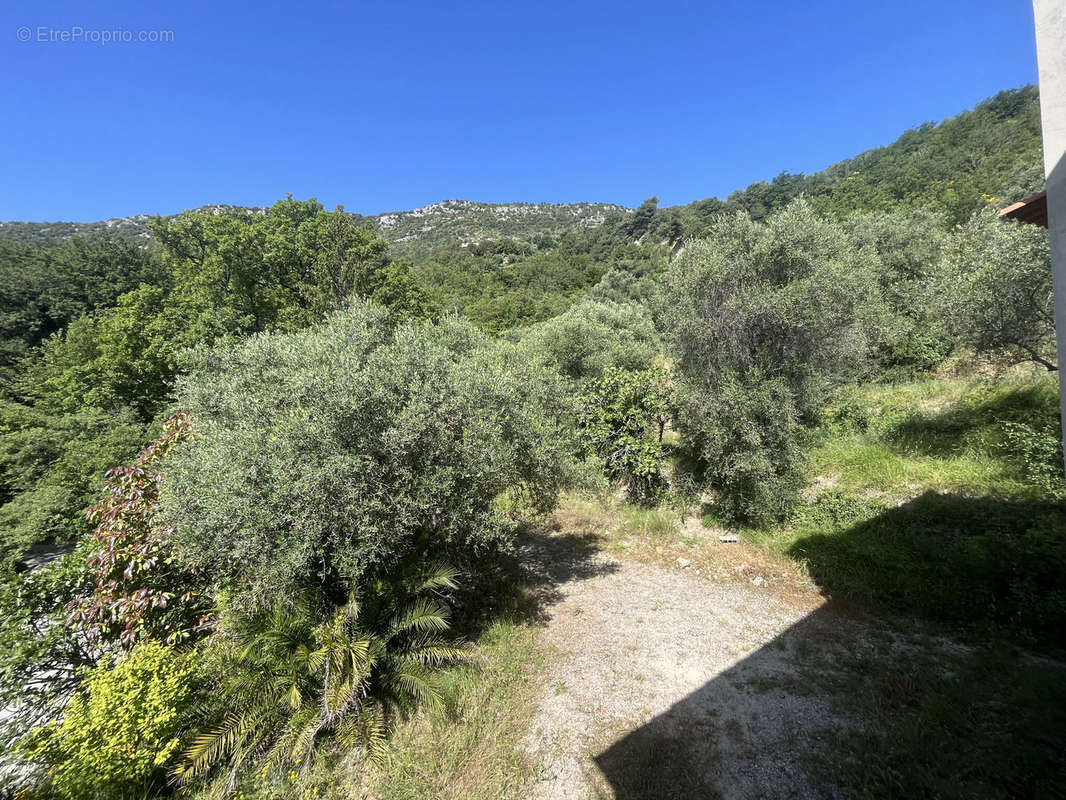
68,411,213,649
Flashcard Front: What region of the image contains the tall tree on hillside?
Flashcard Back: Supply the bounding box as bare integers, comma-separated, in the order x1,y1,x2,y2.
22,199,415,422
0,236,163,371
148,196,397,338
625,197,659,240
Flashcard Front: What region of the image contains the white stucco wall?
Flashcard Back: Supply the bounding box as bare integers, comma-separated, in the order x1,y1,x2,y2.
1033,0,1066,478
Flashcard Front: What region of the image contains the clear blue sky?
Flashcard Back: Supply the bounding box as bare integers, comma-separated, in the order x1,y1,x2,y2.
1,0,1039,221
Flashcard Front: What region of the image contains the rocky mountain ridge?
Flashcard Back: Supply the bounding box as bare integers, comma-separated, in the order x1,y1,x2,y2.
0,200,632,258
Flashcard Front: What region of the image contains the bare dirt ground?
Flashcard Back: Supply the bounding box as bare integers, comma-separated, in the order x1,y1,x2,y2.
518,528,875,800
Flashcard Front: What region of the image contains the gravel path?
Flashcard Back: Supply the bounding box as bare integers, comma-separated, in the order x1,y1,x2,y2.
520,530,854,800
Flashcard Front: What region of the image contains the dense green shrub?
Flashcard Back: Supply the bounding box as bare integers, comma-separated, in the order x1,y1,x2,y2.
413,236,613,333
821,389,872,434
843,209,952,376
513,300,660,383
18,285,193,422
940,210,1055,370
679,374,808,525
0,402,148,558
1001,420,1065,499
661,201,874,523
0,551,95,751
0,235,165,370
161,303,577,604
578,366,671,502
19,640,201,800
148,196,394,337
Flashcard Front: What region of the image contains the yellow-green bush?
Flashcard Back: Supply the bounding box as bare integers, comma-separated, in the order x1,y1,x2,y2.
21,640,199,799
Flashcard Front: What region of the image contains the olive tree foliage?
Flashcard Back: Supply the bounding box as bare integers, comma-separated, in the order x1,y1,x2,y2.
511,299,660,384
940,210,1056,371
843,209,952,375
160,302,578,605
660,201,876,524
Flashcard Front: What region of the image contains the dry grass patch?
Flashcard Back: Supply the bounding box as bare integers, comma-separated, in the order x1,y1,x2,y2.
552,494,818,603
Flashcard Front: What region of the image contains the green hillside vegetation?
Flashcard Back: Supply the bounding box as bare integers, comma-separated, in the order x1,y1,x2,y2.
655,85,1046,238
0,84,1062,799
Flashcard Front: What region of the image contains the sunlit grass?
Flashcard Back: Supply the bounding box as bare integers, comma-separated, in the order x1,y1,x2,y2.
809,435,1025,500
368,619,546,800
558,492,681,540
808,373,1059,503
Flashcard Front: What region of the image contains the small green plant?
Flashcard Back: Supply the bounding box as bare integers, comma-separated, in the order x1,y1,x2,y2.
822,391,871,434
578,365,671,503
176,563,470,791
1001,420,1065,499
19,640,201,800
797,488,883,530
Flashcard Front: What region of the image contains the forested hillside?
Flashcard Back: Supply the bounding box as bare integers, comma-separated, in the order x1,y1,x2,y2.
1,84,1061,800
640,85,1046,241
1,86,1043,257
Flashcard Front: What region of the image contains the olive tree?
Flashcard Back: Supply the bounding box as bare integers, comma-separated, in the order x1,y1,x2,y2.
941,210,1056,371
512,299,660,383
159,302,577,605
844,209,952,375
660,201,875,523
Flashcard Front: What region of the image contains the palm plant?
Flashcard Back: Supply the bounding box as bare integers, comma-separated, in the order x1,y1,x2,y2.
174,562,469,790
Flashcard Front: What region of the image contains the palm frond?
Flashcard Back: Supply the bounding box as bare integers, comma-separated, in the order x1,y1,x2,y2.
405,642,472,667
388,661,446,711
265,705,322,773
414,562,461,593
389,597,450,638
175,702,275,783
321,673,363,719
337,705,388,765
180,577,467,786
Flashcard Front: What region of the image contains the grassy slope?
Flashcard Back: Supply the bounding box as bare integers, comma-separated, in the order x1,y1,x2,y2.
734,373,1066,645
366,619,546,800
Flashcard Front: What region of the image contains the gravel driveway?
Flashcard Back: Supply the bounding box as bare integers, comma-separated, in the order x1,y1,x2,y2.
520,531,860,800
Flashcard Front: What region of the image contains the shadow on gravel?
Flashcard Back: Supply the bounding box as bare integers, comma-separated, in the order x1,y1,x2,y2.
593,605,844,800
454,522,620,636
593,599,1066,800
